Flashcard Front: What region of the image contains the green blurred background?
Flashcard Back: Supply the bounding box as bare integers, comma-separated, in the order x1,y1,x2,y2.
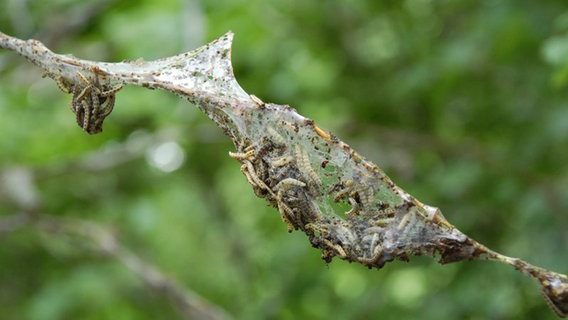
1,0,568,319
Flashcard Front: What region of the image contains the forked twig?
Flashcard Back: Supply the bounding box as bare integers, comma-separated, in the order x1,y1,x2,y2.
1,30,566,317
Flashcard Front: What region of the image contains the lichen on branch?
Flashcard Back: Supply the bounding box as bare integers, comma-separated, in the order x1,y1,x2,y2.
1,30,567,317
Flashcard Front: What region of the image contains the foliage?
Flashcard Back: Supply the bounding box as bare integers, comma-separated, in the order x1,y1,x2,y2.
1,0,568,319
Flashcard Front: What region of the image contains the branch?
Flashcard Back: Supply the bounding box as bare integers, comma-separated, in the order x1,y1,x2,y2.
1,30,567,317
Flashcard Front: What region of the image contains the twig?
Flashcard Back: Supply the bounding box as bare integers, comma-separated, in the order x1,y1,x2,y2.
0,163,232,320
0,210,231,319
1,30,567,317
36,214,231,320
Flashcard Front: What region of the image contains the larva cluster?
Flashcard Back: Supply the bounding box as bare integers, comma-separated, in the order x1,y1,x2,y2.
69,70,123,134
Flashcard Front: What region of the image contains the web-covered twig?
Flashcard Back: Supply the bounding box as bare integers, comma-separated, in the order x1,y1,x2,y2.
1,30,567,317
